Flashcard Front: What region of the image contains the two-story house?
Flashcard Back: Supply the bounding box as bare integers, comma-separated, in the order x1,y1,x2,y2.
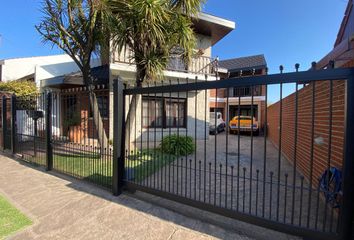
40,13,235,145
209,54,267,131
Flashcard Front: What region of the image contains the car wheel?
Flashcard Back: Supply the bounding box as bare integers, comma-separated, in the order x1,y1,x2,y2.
217,125,222,133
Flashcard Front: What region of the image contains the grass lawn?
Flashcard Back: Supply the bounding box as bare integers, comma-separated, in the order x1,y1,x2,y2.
53,152,112,187
0,195,32,240
126,150,176,182
51,149,175,186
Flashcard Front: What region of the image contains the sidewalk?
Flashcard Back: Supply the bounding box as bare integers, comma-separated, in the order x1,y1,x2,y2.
0,155,295,240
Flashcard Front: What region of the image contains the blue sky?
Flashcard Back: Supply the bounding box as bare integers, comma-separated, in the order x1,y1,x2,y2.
0,0,348,102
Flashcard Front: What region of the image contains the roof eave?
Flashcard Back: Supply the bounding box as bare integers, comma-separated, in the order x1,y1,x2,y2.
317,35,354,69
193,12,235,46
198,12,235,29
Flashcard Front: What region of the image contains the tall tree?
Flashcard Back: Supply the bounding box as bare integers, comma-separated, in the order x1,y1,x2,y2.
108,0,204,151
36,0,111,149
108,0,205,86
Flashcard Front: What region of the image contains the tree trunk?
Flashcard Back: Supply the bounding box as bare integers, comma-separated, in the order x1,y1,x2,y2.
82,69,109,152
88,88,109,151
124,64,146,152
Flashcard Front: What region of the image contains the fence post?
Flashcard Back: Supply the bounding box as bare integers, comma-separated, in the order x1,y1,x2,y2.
45,92,53,171
113,78,125,196
10,95,16,154
1,96,6,151
339,76,354,239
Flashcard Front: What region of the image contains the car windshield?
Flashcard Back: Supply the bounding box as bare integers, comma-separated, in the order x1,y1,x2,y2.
232,116,252,121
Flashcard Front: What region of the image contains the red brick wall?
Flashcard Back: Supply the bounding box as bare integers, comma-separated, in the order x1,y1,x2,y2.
62,90,110,144
267,80,345,183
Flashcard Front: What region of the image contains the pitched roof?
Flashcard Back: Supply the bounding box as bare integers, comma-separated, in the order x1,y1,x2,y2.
218,54,267,72
334,0,353,47
317,0,354,69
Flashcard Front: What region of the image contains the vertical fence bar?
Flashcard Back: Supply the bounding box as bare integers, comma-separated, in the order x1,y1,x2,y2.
46,92,53,171
10,95,16,154
277,66,284,222
291,81,299,224
262,83,268,218
2,96,6,150
323,79,333,231
1,96,6,150
338,76,354,239
113,78,125,196
306,80,316,228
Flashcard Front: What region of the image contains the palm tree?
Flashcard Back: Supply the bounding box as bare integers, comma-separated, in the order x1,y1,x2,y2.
108,0,205,86
108,0,204,151
36,0,112,150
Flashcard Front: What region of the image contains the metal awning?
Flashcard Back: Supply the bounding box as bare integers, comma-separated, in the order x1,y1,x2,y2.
40,65,109,89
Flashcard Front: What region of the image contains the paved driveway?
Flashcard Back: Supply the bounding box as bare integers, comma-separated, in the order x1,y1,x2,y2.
143,133,335,232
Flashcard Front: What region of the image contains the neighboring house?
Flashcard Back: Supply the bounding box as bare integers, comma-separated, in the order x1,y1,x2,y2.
0,54,101,143
210,54,267,129
316,0,354,69
39,13,235,145
267,0,354,184
0,54,100,86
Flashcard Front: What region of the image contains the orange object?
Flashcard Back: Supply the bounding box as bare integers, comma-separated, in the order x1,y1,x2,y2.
229,116,259,135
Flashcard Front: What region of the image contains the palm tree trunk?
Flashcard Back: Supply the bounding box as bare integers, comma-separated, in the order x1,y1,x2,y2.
124,65,146,152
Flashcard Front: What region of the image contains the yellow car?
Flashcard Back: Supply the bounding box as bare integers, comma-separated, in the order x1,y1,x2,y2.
229,116,259,135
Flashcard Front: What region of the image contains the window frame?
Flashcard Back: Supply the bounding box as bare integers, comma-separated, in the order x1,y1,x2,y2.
142,96,187,129
89,95,109,119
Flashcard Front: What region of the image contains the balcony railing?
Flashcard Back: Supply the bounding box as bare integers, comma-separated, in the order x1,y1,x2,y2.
112,46,217,76
229,86,263,97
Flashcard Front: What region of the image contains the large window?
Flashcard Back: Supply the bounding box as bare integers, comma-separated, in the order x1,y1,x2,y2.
142,97,187,128
89,95,109,118
64,95,77,119
96,95,109,118
232,86,262,97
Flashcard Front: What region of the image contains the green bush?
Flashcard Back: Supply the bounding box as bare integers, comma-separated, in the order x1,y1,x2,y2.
160,135,195,156
0,80,37,96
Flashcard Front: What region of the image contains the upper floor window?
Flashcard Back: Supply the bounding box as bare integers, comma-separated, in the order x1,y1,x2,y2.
232,86,262,97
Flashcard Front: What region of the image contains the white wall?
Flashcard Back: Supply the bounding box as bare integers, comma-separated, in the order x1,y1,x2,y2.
0,54,100,87
124,89,210,150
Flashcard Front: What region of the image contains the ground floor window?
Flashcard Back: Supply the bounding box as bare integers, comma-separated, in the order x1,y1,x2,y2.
96,95,109,118
142,97,187,128
89,95,109,118
229,105,258,120
210,107,224,113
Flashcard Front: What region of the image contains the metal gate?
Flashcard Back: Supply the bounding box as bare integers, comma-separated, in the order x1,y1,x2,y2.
13,93,47,166
118,66,354,240
1,96,13,151
1,66,353,239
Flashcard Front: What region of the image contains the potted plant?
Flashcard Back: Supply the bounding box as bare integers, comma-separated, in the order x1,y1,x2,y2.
63,111,81,142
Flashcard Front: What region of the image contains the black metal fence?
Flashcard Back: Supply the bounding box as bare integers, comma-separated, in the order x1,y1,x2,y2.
121,66,354,240
1,88,113,189
14,93,47,166
49,89,113,188
0,66,353,240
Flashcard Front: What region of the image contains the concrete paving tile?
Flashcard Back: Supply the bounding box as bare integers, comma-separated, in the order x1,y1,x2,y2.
170,229,218,240
0,154,300,240
93,202,177,240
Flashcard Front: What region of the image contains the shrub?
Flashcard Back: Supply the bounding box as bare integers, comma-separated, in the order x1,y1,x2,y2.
160,135,195,156
0,80,37,96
